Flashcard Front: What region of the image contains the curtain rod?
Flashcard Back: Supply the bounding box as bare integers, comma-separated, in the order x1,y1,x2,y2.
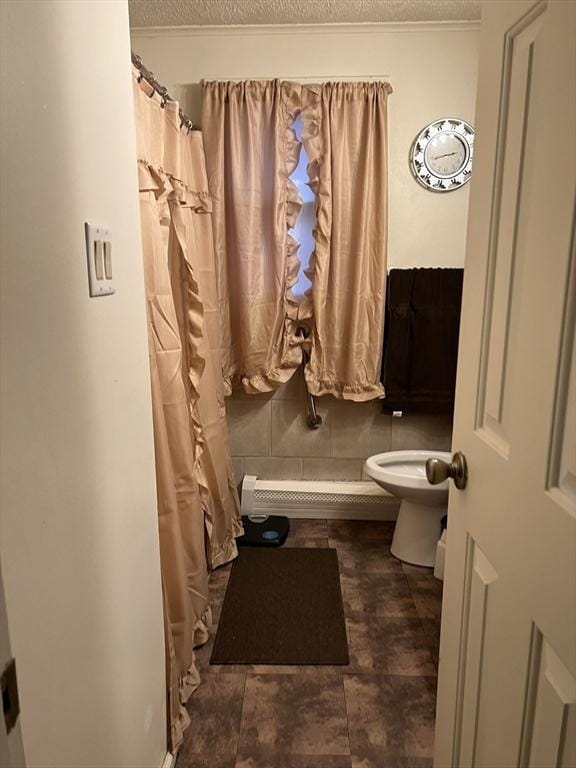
131,52,199,132
202,75,390,83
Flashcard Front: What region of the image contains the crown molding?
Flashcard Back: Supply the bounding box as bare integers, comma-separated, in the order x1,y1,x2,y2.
130,20,480,39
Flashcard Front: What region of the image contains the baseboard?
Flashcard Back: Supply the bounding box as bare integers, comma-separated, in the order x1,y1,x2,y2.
242,477,399,521
161,752,175,768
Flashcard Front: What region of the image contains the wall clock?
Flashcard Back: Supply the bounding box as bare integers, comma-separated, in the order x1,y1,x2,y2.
410,118,474,192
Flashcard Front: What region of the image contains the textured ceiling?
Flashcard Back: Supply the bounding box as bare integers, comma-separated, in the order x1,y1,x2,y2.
129,0,481,28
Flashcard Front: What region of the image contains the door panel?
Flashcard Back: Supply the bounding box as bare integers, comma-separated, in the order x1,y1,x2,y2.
434,2,576,766
547,237,576,511
520,631,576,768
478,2,546,457
457,542,499,768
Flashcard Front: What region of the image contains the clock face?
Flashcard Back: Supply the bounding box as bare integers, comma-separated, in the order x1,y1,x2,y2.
410,119,474,192
424,132,468,177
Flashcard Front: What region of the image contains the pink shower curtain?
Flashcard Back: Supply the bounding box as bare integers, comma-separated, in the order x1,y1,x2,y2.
133,70,242,752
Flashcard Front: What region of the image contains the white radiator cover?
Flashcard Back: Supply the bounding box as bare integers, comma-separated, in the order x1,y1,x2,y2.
241,477,399,521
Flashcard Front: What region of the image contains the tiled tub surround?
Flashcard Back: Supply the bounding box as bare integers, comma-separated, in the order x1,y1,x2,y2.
176,519,442,768
227,371,453,484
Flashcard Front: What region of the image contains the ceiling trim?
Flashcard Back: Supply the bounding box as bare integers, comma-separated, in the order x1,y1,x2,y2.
130,20,480,38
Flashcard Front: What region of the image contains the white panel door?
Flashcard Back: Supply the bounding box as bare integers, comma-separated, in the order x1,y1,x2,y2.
434,2,576,767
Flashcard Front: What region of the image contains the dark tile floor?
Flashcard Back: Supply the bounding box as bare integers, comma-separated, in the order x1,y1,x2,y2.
176,519,443,768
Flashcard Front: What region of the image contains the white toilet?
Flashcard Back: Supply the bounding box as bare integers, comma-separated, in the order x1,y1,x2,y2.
364,450,450,567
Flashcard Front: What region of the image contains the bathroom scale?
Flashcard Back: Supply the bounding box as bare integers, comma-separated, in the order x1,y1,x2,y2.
236,514,290,547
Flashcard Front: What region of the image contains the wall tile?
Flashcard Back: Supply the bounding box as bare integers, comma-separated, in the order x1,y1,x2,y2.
226,397,271,457
227,391,453,471
271,398,331,457
231,457,244,485
244,457,302,480
302,458,362,481
229,388,274,402
330,400,392,459
272,370,305,400
390,413,453,452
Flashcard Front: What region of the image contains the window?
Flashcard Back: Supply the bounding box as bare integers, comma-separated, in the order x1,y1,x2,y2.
289,115,315,300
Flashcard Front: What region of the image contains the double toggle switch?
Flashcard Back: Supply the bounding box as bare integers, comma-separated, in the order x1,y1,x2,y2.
85,223,115,296
93,240,112,281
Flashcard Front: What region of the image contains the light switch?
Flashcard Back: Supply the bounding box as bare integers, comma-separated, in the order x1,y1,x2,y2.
85,223,114,297
104,241,112,280
94,240,104,280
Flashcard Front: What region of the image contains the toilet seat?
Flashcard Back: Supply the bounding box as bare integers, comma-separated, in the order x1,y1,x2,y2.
366,450,450,489
365,450,451,504
364,449,452,566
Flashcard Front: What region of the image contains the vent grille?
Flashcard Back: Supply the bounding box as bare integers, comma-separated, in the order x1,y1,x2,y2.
255,489,397,506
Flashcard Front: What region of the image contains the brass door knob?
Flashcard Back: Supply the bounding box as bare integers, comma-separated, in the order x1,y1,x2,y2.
426,452,468,490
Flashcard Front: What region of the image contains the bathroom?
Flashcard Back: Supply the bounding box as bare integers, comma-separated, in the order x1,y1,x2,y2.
1,2,574,768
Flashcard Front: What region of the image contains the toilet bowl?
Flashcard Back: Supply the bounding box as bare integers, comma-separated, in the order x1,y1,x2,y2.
364,450,450,567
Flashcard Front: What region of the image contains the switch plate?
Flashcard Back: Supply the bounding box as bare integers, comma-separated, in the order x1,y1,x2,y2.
85,223,115,297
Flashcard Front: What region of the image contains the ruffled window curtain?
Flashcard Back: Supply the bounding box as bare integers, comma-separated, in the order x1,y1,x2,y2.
133,71,242,752
202,81,303,394
202,80,392,401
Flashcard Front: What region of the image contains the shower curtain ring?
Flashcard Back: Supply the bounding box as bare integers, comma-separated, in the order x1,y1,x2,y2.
158,86,169,108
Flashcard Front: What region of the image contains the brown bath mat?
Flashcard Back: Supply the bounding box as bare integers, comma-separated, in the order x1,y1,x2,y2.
210,548,349,665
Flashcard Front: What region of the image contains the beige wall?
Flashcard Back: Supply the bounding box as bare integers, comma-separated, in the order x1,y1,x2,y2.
131,21,480,269
0,2,166,766
131,22,473,480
